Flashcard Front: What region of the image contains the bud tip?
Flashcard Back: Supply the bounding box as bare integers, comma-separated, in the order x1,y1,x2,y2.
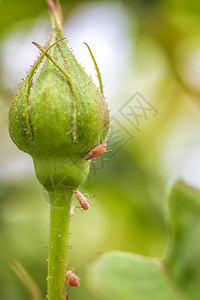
46,0,56,13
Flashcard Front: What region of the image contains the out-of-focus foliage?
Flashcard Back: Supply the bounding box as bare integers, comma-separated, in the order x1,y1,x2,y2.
87,252,183,300
87,182,200,300
0,0,71,35
166,182,200,299
1,0,200,299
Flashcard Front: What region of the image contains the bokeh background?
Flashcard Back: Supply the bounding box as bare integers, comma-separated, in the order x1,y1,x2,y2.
1,0,200,299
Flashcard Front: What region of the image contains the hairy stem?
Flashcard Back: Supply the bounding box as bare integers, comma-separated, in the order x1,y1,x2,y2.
48,196,71,300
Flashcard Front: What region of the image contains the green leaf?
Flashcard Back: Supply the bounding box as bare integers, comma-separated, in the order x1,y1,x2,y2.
87,252,184,300
165,181,200,299
87,181,200,300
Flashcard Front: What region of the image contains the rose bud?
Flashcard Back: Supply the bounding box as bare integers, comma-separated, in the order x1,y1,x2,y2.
9,0,109,206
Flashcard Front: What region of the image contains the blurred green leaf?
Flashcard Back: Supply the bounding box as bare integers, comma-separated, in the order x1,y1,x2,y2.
166,181,200,299
87,252,184,300
0,0,72,35
10,260,42,300
87,182,200,300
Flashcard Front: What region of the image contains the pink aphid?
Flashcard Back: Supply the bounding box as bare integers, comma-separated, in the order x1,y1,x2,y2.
85,144,107,160
66,270,80,287
74,191,90,210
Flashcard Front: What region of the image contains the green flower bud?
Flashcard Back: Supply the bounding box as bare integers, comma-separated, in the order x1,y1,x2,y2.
9,0,109,206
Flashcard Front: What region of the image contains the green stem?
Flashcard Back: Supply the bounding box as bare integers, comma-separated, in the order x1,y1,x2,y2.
48,197,71,300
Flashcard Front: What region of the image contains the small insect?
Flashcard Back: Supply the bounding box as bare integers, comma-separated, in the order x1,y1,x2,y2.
74,190,90,210
66,270,80,287
85,144,107,161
